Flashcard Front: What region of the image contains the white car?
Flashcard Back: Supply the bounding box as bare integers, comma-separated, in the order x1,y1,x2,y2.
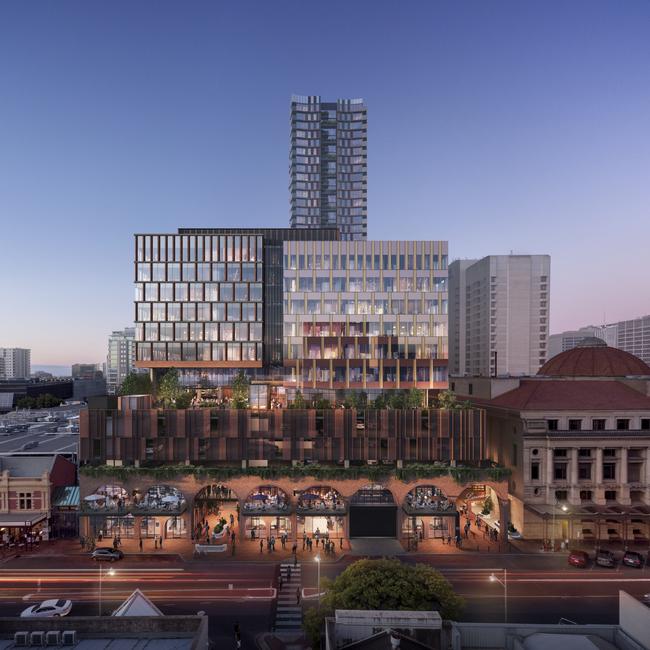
21,599,72,618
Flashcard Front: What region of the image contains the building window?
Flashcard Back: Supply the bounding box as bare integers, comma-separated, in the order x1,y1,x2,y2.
578,463,592,480
547,419,558,431
553,448,567,457
604,490,617,502
568,419,582,431
555,490,568,501
531,461,540,480
603,448,616,458
641,419,650,430
592,419,606,431
616,419,630,431
468,383,473,396
603,463,616,480
18,493,33,510
579,490,592,502
578,448,591,457
553,463,567,480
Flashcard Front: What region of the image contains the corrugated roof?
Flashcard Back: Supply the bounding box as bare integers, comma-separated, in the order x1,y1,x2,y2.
52,485,79,508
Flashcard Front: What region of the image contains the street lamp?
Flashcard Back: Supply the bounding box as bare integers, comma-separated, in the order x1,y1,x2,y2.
551,501,569,552
315,554,321,609
489,569,507,623
98,566,116,616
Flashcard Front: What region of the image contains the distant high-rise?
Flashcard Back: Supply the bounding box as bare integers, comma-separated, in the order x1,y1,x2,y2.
106,329,137,394
550,315,650,366
0,348,31,380
449,255,550,377
289,95,367,240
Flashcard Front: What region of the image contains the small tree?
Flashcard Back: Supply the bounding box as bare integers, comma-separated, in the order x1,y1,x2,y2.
16,396,36,409
404,388,424,409
343,391,367,409
481,494,494,516
157,369,182,408
313,397,332,409
175,391,193,410
304,559,464,648
230,371,250,409
119,372,152,396
292,389,307,409
370,394,387,409
388,391,405,409
436,389,457,410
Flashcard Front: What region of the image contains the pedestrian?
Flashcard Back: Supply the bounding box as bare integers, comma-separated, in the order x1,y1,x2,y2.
159,535,163,549
230,513,234,526
117,535,122,548
296,587,301,605
339,537,343,549
447,535,452,545
154,538,158,549
302,533,306,550
292,542,297,556
287,565,291,582
139,538,143,552
279,575,284,590
260,539,264,553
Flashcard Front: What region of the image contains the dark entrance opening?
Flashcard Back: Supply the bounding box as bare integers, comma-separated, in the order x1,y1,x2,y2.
349,485,397,538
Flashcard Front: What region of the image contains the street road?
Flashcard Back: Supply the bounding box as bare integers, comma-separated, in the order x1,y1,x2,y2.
2,552,649,646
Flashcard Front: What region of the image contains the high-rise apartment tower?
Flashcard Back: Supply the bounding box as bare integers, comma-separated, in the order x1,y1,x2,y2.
449,255,550,377
289,95,367,240
0,348,31,379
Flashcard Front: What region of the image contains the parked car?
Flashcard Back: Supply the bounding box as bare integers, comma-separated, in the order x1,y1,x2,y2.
623,551,644,568
595,549,616,568
568,550,589,568
91,547,124,562
21,599,72,618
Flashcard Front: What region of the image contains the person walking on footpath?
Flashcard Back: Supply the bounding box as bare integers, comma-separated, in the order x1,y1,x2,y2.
260,538,264,553
139,538,143,552
159,535,163,550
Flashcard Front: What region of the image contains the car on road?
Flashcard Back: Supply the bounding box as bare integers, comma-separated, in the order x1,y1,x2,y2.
91,547,124,562
568,550,589,568
595,549,616,568
21,599,72,618
623,551,644,568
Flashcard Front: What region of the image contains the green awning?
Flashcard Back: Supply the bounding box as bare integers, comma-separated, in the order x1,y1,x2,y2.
52,485,79,508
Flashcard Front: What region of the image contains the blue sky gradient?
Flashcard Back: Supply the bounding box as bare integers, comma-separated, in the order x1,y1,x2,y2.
1,1,649,364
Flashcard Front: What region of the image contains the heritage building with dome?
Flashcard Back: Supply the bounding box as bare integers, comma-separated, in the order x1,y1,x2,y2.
451,339,650,545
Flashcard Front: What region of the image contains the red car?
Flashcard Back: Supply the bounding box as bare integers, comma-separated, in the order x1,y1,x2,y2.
568,550,589,568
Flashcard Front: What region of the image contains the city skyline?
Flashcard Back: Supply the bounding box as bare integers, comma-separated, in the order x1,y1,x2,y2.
2,1,650,365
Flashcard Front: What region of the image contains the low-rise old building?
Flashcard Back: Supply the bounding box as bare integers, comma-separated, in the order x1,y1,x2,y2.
452,340,650,545
0,455,76,545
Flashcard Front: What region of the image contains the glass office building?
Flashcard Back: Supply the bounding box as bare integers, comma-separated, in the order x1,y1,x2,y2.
133,228,339,387
283,240,449,397
289,95,367,241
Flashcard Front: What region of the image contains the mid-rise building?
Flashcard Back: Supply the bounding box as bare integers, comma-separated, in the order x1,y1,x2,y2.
133,228,339,389
71,363,103,380
550,316,650,367
289,95,367,240
0,348,31,380
449,255,550,377
106,328,137,395
283,239,448,398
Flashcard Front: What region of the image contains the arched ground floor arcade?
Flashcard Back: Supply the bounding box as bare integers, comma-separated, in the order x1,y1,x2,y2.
78,472,510,556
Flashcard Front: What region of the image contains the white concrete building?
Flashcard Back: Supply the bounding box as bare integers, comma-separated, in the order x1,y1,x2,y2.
0,348,31,379
106,328,137,395
449,255,550,378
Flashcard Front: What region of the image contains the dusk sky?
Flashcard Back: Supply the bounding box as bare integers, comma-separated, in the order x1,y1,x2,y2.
1,1,649,366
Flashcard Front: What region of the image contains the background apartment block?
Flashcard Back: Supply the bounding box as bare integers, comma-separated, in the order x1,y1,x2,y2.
0,348,31,379
449,255,550,377
289,95,367,240
106,328,137,394
283,240,448,396
550,316,650,366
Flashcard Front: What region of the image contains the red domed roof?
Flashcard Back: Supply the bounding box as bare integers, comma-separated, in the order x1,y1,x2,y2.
538,345,650,377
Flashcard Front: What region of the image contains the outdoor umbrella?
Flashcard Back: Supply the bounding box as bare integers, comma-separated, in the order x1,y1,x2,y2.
84,494,104,501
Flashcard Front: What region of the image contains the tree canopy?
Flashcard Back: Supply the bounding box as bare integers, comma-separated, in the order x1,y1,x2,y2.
16,393,64,410
230,371,250,409
118,372,152,396
157,369,182,408
304,559,464,647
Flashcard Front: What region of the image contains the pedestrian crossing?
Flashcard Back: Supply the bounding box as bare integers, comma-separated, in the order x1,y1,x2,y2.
273,561,302,633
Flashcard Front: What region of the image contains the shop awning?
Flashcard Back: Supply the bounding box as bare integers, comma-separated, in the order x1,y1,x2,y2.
0,512,47,527
52,485,79,508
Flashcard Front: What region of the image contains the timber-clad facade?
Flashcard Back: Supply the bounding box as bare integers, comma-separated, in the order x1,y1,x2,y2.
80,406,484,466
